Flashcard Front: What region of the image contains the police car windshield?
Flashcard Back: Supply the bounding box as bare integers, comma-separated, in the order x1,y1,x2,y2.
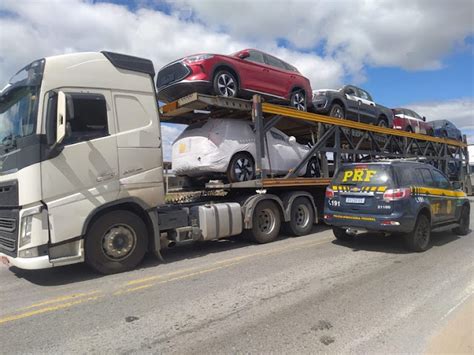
333,164,394,186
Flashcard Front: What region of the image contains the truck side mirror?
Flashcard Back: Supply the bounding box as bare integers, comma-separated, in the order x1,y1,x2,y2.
56,91,67,145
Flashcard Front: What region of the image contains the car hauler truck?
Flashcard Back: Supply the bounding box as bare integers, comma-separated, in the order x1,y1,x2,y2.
0,52,470,274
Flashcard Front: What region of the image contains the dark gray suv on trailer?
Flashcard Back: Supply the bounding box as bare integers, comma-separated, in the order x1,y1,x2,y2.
324,161,470,251
312,85,393,127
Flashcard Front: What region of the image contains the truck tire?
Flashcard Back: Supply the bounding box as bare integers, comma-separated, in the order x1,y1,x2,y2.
452,205,470,236
248,200,281,243
404,214,431,252
85,210,148,274
213,70,238,98
329,103,344,118
332,227,354,241
283,197,314,236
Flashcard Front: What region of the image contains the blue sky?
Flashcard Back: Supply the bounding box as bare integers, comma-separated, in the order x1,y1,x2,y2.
1,0,473,157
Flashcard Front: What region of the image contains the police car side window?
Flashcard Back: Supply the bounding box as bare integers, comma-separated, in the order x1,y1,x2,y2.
431,169,451,189
397,167,422,186
418,168,435,187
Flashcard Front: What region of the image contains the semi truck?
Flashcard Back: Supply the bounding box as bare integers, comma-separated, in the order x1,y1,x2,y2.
0,52,470,274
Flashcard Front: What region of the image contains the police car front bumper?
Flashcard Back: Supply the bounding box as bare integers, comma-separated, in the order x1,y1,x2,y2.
324,209,416,234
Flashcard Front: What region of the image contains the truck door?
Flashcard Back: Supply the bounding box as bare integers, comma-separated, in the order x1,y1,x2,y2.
342,86,361,121
41,90,119,244
356,88,377,124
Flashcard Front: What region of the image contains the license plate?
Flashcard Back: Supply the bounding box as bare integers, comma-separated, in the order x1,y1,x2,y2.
346,197,365,204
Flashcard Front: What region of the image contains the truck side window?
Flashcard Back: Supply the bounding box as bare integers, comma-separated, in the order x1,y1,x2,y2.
63,93,108,145
431,169,451,189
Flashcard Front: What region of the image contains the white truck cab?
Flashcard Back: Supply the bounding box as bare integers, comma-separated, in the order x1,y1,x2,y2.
0,52,165,272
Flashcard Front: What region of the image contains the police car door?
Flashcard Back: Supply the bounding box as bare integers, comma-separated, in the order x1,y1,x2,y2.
431,169,456,222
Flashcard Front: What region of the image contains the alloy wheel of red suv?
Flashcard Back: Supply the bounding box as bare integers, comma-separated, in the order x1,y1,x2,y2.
213,70,238,97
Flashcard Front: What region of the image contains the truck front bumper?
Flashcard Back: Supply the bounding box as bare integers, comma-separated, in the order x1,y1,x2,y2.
0,253,52,270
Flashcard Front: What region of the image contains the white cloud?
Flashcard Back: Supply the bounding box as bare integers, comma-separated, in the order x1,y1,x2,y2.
0,0,344,89
171,0,473,72
407,97,474,143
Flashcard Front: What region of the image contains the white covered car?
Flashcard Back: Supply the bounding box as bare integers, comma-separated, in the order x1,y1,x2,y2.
172,118,320,182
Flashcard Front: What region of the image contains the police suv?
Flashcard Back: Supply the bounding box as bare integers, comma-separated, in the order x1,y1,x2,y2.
324,161,470,251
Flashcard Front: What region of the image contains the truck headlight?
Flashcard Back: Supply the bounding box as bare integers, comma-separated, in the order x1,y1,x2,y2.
20,215,33,248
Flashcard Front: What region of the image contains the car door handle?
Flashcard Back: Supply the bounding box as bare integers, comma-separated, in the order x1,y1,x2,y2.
97,172,116,182
263,68,270,72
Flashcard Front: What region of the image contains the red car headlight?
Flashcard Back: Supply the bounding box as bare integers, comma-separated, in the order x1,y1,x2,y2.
184,54,214,63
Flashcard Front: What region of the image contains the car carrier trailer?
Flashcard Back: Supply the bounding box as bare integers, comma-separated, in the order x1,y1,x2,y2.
0,51,470,274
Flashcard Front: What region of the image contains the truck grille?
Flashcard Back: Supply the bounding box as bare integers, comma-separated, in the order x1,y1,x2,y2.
157,62,190,89
0,218,15,232
0,235,15,252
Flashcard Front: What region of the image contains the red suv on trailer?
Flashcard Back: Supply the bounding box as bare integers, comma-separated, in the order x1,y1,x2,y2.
392,108,433,135
156,49,313,111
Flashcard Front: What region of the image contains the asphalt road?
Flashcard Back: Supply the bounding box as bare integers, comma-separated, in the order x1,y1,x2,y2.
1,209,473,354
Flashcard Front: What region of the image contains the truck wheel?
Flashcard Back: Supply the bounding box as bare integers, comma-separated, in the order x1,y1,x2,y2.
283,197,314,236
290,90,307,111
452,205,470,236
329,104,344,118
248,200,281,243
377,117,388,127
332,227,354,241
85,211,148,274
404,214,431,252
213,70,238,98
227,152,255,182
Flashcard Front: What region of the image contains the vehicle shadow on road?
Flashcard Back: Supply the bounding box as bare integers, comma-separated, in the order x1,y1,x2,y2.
8,230,286,286
332,230,463,254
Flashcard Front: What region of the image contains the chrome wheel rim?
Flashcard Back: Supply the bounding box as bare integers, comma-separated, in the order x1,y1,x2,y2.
291,92,306,111
102,224,137,261
294,204,310,228
234,157,254,181
257,208,276,234
330,106,343,118
217,73,236,97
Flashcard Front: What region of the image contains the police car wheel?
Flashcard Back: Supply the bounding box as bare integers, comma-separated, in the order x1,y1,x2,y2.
332,227,354,241
404,214,431,252
453,205,470,236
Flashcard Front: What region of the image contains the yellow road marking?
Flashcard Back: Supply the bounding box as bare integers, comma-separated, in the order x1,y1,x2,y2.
20,291,100,310
0,236,333,325
0,296,102,325
125,237,332,287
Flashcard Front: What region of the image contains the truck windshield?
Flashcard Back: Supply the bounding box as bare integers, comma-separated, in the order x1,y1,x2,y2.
0,59,44,153
332,164,394,186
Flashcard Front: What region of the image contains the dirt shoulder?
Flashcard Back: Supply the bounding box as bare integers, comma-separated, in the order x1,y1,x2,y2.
426,294,474,354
